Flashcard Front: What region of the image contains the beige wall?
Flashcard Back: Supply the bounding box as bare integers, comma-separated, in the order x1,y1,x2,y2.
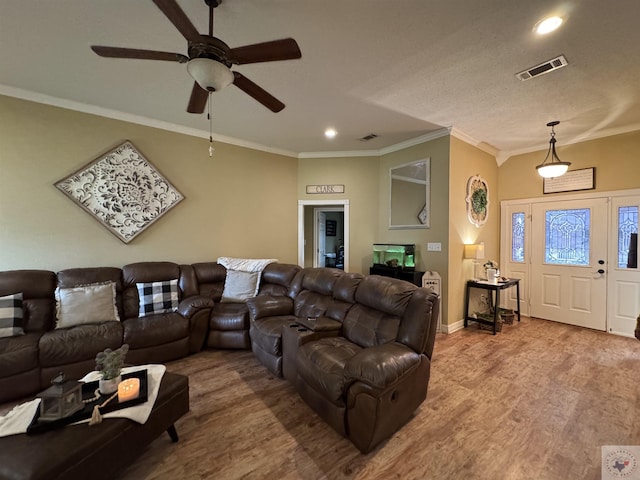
298,156,379,273
13,93,636,332
499,130,640,201
0,95,299,271
448,137,500,325
379,136,451,323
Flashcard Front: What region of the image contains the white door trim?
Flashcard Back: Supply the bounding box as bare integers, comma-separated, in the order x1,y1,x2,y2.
298,200,350,272
501,187,640,336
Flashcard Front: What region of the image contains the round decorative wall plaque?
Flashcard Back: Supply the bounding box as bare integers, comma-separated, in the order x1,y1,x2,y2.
465,175,489,227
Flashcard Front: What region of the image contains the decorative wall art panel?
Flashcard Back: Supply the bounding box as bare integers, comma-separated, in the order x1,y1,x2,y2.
55,141,184,243
466,175,489,227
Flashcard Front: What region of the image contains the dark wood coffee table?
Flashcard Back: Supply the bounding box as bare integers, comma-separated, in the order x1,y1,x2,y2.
0,371,189,480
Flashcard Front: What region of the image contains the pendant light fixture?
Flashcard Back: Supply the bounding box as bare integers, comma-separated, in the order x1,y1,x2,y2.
536,121,571,178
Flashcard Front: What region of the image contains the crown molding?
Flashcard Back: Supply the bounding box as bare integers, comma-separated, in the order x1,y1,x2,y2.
6,84,637,163
449,127,499,157
496,122,640,165
0,85,298,158
298,127,452,159
297,150,379,159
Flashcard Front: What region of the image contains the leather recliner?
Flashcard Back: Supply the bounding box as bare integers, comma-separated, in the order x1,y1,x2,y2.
247,267,346,377
294,274,439,453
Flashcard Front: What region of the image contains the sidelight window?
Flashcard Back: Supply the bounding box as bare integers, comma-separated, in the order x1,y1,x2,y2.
511,212,525,262
618,206,638,268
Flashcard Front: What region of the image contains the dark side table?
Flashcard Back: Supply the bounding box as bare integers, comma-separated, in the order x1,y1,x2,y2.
464,279,521,335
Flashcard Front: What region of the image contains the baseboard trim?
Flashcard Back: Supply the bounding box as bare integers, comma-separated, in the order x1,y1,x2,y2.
442,319,465,334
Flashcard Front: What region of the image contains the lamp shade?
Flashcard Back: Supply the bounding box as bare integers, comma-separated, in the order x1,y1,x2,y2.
187,58,234,92
536,162,570,178
464,244,485,260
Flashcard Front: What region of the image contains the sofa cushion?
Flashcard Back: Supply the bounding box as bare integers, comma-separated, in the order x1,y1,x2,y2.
39,322,123,367
136,279,179,317
296,337,363,405
0,333,40,377
342,304,401,349
123,312,189,349
55,282,120,329
341,275,416,348
221,270,260,303
191,262,226,300
57,267,124,320
0,293,24,338
210,303,250,331
0,270,56,333
259,263,301,296
122,262,182,319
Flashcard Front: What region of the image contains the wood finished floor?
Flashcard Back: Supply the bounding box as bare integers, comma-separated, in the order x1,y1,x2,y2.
104,318,640,478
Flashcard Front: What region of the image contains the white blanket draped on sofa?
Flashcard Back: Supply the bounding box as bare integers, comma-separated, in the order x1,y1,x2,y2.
217,257,279,303
217,257,278,273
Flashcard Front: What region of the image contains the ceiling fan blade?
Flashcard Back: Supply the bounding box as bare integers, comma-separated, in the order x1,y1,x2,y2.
229,38,301,65
152,0,201,43
187,82,209,114
91,46,188,63
233,72,285,112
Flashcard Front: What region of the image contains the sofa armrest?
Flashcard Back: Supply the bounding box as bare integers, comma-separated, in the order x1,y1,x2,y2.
344,342,421,390
246,295,293,320
178,295,215,319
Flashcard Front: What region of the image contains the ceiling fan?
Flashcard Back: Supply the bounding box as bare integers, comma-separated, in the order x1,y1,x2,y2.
91,0,301,113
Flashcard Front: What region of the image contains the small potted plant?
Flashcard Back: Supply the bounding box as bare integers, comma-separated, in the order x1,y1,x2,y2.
95,344,129,394
483,260,499,282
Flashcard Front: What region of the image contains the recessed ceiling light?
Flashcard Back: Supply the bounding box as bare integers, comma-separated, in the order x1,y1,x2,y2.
324,128,337,139
535,16,564,35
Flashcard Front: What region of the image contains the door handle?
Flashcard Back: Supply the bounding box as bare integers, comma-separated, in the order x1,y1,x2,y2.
595,269,605,275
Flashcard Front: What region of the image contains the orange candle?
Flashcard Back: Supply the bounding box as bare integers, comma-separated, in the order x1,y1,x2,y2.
117,378,140,403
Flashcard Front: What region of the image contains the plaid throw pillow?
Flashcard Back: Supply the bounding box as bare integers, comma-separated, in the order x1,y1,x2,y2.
0,293,25,338
136,279,179,317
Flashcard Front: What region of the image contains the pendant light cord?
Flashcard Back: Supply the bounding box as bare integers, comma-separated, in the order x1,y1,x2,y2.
208,92,214,157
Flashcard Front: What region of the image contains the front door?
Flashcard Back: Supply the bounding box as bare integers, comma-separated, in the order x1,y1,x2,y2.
530,198,608,330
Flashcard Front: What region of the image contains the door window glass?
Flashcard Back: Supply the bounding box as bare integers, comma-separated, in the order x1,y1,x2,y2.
545,208,590,265
618,206,638,268
512,212,525,262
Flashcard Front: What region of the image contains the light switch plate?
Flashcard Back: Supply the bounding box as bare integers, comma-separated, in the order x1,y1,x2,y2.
427,242,442,252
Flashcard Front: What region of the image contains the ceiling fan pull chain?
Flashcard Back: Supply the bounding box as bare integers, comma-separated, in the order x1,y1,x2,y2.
208,91,215,157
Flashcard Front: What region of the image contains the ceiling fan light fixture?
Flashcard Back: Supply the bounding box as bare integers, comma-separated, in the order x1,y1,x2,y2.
187,58,234,92
536,120,571,178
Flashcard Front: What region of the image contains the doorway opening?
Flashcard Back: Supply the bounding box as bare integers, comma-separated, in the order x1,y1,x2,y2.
298,200,350,271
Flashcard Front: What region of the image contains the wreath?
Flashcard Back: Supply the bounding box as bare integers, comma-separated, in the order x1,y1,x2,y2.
471,186,487,215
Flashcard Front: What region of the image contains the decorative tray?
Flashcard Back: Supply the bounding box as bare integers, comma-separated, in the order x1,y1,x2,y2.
27,369,148,434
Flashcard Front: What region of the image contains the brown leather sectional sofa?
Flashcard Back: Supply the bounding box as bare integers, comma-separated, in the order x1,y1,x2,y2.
248,267,440,452
0,261,300,404
0,260,439,454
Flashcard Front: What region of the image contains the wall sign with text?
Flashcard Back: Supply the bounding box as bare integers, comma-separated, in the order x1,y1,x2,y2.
306,184,345,194
543,168,595,194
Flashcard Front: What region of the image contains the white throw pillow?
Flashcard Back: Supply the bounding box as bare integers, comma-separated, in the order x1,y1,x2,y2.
221,270,261,303
55,282,120,329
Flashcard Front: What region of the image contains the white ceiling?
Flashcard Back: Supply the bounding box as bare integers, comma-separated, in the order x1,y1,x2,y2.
2,0,640,160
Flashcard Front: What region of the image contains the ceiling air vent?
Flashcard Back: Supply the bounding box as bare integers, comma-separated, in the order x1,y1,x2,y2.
516,55,568,81
359,133,378,141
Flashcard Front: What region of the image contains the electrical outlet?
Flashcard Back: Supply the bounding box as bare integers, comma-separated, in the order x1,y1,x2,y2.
427,242,442,252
